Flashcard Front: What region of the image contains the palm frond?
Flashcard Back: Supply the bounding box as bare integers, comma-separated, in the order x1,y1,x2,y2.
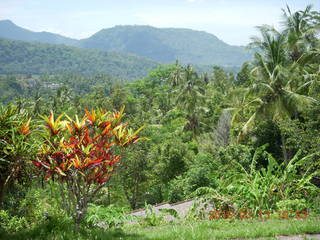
282,89,317,113
237,112,256,142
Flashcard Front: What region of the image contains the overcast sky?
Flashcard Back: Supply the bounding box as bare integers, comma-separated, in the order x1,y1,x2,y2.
0,0,319,45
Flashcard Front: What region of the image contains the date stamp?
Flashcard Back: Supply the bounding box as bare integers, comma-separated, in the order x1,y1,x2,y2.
209,209,308,220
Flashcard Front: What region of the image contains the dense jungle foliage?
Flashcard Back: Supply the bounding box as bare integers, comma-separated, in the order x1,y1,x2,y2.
0,5,319,239
0,38,158,80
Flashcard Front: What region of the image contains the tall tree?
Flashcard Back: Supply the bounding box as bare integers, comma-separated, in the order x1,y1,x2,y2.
175,65,206,137
238,26,317,163
281,5,319,61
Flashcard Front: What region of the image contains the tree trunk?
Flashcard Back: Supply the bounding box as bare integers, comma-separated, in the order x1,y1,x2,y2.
281,134,289,164
107,186,111,206
124,189,137,209
74,204,88,232
0,181,4,206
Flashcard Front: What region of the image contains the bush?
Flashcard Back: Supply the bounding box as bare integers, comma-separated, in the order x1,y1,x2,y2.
0,210,28,232
33,108,145,228
276,199,308,212
201,149,319,215
16,185,66,224
85,204,133,229
1,183,68,232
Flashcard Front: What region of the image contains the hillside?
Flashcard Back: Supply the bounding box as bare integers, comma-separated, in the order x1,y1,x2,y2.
0,38,158,80
81,25,252,66
0,20,252,66
0,20,79,46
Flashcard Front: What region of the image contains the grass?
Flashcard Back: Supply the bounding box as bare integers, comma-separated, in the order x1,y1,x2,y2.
133,217,320,240
0,216,319,240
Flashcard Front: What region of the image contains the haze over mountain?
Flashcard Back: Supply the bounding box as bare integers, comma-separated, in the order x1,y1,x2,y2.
0,20,252,67
0,20,79,46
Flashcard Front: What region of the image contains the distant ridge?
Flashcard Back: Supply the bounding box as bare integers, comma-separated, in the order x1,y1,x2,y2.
0,20,252,66
0,38,158,80
0,20,79,46
80,25,252,66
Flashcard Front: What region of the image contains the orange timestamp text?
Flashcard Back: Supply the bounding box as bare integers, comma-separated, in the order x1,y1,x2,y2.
209,209,308,220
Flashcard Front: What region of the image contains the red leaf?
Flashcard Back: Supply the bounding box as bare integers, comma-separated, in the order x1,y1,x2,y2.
32,160,41,168
87,159,102,166
45,172,52,180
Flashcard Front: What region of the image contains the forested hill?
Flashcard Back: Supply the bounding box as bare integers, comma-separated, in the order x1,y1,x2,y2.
81,25,252,66
0,38,158,80
0,20,252,66
0,20,79,46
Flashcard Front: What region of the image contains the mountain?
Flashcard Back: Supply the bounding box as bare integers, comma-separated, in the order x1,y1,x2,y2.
81,25,252,66
0,20,79,46
0,20,252,66
0,38,158,80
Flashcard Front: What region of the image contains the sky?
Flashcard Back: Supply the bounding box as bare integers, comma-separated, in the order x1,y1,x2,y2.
0,0,319,46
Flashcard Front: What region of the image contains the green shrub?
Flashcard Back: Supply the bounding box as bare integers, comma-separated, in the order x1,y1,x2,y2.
2,184,68,230
276,199,307,212
85,204,133,229
0,210,28,232
201,149,319,215
184,201,208,221
139,203,164,227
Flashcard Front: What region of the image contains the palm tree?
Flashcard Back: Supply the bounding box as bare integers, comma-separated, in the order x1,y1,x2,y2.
175,65,206,137
249,25,288,75
225,87,251,127
238,27,317,162
169,61,184,88
281,5,319,61
240,66,316,133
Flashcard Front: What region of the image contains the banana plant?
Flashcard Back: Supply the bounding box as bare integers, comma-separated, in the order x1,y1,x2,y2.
218,148,319,216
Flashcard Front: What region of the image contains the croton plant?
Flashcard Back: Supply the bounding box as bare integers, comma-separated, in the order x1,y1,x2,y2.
33,107,145,227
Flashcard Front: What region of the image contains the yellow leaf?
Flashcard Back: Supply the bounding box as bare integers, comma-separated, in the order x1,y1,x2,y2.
56,167,66,176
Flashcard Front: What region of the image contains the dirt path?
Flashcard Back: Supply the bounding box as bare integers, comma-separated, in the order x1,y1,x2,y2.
276,234,320,240
235,234,320,240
